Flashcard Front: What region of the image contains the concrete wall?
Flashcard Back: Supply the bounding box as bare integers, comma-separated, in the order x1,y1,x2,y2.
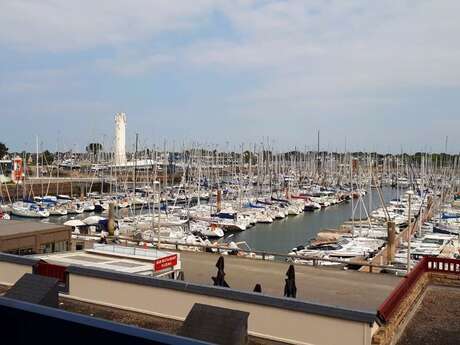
68,273,373,345
2,182,94,201
0,261,34,286
0,255,376,345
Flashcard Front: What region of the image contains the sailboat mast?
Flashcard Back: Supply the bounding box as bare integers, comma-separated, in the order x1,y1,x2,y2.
36,135,39,178
134,133,138,195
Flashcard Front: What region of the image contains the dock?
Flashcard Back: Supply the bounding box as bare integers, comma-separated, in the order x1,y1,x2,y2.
361,197,438,272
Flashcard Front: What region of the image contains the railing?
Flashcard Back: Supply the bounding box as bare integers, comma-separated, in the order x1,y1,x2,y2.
426,257,460,274
75,234,394,272
91,243,167,260
377,257,427,323
378,257,460,323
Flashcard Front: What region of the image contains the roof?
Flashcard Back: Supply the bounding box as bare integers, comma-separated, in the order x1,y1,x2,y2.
0,220,69,238
179,251,401,313
4,273,59,307
35,251,155,275
88,243,180,261
397,285,460,345
179,303,249,344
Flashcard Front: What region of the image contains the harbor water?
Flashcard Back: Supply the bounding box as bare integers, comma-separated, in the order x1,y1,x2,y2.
10,187,401,254
226,187,400,253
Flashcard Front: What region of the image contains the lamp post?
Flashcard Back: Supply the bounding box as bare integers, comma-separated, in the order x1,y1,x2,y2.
407,190,414,274
151,180,161,249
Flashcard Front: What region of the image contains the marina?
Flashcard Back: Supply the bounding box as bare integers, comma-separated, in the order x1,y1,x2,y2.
5,186,400,254
2,2,460,343
1,115,459,274
0,101,459,345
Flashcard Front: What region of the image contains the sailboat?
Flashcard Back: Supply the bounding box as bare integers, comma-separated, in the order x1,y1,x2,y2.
11,201,50,218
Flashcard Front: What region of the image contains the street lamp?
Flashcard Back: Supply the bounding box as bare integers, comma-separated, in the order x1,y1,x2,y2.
406,190,414,274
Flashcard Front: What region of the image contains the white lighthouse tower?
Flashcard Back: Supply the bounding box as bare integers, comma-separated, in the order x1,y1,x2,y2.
114,112,127,166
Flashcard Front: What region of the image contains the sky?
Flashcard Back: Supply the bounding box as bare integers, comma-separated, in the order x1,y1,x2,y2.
1,0,459,153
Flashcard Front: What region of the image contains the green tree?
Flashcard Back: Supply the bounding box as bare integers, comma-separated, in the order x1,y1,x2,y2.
0,142,8,159
86,142,103,155
41,150,54,165
86,142,103,162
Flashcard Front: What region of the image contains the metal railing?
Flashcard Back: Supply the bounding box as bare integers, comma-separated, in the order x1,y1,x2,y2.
74,234,394,272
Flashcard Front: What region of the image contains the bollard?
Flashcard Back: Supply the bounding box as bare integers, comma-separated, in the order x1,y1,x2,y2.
216,189,222,213
108,202,115,236
387,221,396,264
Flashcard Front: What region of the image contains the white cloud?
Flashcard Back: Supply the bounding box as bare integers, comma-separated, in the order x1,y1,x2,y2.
0,0,217,51
2,1,460,151
185,0,460,90
0,68,83,95
96,53,175,76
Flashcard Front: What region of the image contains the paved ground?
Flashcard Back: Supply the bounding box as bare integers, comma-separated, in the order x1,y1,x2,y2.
397,285,460,345
178,251,401,312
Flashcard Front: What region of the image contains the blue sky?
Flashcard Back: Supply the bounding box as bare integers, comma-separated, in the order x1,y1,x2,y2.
1,0,459,153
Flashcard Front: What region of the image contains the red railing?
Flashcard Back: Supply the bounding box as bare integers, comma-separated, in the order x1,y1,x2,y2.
35,261,67,284
377,257,460,323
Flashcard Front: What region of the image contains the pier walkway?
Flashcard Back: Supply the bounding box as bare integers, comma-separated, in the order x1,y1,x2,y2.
362,198,438,272
178,251,401,312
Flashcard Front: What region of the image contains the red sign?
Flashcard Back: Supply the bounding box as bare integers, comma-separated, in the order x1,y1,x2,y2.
154,254,177,271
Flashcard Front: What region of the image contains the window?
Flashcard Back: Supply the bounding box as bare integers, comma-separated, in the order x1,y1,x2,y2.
40,243,53,254
6,247,34,256
54,241,68,252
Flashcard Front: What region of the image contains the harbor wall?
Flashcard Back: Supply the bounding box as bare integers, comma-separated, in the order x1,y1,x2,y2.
66,266,375,345
1,181,108,201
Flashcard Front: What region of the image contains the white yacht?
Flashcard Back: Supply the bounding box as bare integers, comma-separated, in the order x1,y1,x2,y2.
11,202,50,218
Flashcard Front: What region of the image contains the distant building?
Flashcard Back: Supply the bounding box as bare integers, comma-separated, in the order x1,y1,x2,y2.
0,157,24,184
0,220,71,255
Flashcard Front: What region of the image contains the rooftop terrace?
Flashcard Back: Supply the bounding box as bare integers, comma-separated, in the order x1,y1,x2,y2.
178,250,401,312
397,285,460,345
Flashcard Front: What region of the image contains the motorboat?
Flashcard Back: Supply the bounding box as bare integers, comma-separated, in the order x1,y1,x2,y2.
81,201,95,212
190,221,224,238
433,223,460,235
304,201,321,211
47,205,68,216
94,200,109,212
0,209,10,220
65,202,84,215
